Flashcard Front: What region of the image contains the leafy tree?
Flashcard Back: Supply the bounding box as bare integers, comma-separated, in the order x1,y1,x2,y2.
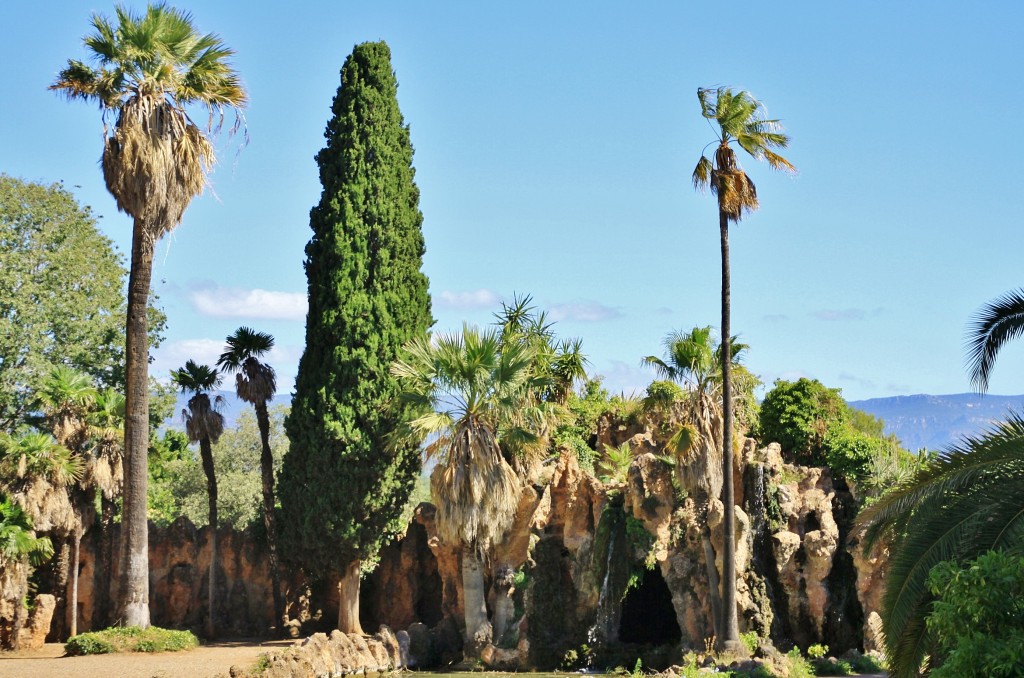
279,41,432,635
52,3,246,627
392,326,539,657
856,416,1024,677
0,175,149,432
217,327,284,628
693,87,795,651
926,550,1024,678
759,378,847,466
170,361,224,638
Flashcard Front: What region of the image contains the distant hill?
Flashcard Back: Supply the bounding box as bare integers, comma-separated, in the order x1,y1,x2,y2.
848,393,1024,451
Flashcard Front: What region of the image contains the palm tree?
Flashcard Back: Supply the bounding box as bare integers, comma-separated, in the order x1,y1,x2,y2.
692,87,795,650
391,326,540,659
0,496,54,650
966,288,1024,391
83,388,125,630
37,365,97,639
0,432,79,648
170,360,225,638
51,4,246,628
216,327,284,630
642,326,748,636
856,417,1024,677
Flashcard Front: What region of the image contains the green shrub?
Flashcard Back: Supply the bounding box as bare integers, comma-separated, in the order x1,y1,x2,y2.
785,648,815,678
740,630,759,654
65,626,198,655
807,643,828,659
849,653,884,673
926,550,1024,677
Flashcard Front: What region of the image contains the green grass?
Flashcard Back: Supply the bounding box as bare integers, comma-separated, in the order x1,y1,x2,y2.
65,626,199,656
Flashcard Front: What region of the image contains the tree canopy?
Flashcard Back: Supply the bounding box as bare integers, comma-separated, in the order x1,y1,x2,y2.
0,176,163,431
279,41,433,577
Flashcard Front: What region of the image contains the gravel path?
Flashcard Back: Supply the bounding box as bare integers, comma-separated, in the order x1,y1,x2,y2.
0,639,294,678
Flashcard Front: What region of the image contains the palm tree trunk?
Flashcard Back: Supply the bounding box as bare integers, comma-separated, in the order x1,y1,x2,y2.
718,210,741,651
51,538,70,641
255,401,284,632
701,527,723,639
199,437,218,639
337,559,363,634
96,495,116,628
120,219,152,629
70,528,81,637
461,546,491,660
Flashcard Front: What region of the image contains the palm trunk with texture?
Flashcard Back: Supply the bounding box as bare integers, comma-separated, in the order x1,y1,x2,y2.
718,210,741,650
461,546,491,658
120,221,152,628
255,401,284,630
200,437,218,638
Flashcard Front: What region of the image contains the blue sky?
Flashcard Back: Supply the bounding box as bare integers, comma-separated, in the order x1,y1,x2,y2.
4,1,1024,402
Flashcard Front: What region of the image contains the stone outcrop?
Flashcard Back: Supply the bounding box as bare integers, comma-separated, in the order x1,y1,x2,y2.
229,626,403,678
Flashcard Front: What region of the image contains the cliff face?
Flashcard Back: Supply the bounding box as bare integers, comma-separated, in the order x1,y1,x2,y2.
54,440,886,669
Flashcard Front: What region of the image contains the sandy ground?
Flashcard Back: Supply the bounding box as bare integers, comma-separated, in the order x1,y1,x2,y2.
0,639,295,678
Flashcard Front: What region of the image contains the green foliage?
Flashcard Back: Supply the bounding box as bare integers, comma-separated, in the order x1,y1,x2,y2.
925,551,1024,677
65,626,198,655
150,407,289,529
740,630,759,654
786,648,816,678
807,643,828,659
847,407,885,437
856,415,1024,678
849,653,885,673
821,425,893,484
279,41,432,575
0,175,165,432
759,378,847,466
0,495,53,566
598,442,633,484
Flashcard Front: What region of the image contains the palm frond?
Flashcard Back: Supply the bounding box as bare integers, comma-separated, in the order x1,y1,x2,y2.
693,155,712,190
170,360,221,394
965,288,1024,392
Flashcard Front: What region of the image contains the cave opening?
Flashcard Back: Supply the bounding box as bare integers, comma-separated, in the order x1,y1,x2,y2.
618,567,681,645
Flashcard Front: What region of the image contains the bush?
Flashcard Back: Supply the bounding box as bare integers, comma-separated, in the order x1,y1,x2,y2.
759,378,846,466
65,626,199,655
926,550,1024,677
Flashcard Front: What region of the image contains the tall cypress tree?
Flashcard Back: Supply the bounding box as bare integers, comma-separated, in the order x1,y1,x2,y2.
279,41,432,634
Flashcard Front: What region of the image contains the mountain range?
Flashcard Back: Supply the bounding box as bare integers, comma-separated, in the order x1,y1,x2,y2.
849,393,1024,451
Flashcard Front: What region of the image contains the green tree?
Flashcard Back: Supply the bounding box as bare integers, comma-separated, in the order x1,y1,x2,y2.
392,326,538,658
759,378,848,466
52,3,246,628
692,86,795,651
279,41,432,635
0,176,140,432
926,550,1024,678
217,327,284,629
856,417,1024,677
170,361,224,639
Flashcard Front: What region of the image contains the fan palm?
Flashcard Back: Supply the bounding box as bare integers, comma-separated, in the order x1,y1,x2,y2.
216,327,284,629
642,326,747,636
0,496,54,650
171,360,224,638
392,326,541,658
52,3,246,627
856,416,1024,677
692,87,794,650
0,433,79,648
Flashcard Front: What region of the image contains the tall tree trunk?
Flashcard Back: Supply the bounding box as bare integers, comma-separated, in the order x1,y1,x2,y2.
255,401,284,632
718,210,741,651
461,546,491,660
70,528,81,638
701,527,723,639
490,564,515,646
199,437,218,639
336,559,363,634
95,495,116,628
120,220,152,628
50,538,70,641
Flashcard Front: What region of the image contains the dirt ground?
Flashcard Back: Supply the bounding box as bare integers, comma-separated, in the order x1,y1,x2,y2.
0,638,295,678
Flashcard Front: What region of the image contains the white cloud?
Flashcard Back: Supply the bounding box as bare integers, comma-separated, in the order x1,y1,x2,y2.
189,286,307,320
436,288,501,310
548,301,622,323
